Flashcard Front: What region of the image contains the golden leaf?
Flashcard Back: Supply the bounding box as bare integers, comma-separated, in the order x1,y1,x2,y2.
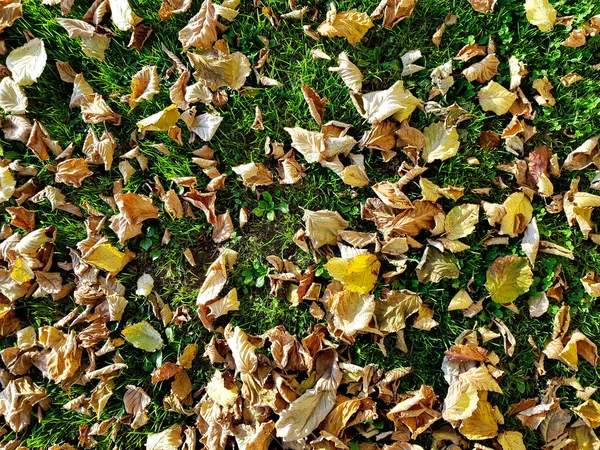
85,243,126,272
146,424,183,450
525,0,556,32
137,104,181,131
498,431,526,450
444,204,479,240
422,122,460,163
500,192,533,237
462,54,500,83
352,80,420,124
573,400,600,428
478,81,517,115
448,289,473,311
458,398,499,440
485,255,533,304
317,5,373,46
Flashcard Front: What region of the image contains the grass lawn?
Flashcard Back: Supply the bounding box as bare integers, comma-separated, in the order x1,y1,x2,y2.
1,0,600,448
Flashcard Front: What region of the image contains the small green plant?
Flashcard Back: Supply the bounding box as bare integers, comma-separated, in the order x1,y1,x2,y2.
242,259,271,289
252,191,289,221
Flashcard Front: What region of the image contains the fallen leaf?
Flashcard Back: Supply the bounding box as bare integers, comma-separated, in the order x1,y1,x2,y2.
122,321,164,352
485,255,533,304
6,38,47,85
317,4,373,45
525,0,556,32
422,122,460,163
478,81,517,115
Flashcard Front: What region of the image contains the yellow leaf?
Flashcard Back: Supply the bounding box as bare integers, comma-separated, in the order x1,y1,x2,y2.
422,122,460,163
500,192,533,237
85,243,126,272
443,381,479,421
137,104,181,131
317,6,373,46
11,257,34,283
573,399,600,428
459,398,498,440
498,431,526,450
344,254,380,294
478,81,517,115
525,0,556,32
324,258,349,282
444,204,479,240
448,289,473,311
485,256,533,304
122,321,164,352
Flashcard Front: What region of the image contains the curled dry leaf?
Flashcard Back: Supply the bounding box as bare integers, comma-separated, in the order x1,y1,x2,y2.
329,52,363,93
0,76,27,114
469,0,496,14
317,4,373,46
178,0,218,49
462,54,500,83
351,80,420,124
232,162,273,189
302,209,348,249
123,65,160,109
370,0,417,29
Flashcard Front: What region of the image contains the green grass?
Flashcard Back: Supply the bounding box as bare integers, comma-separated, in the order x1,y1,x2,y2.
1,0,600,448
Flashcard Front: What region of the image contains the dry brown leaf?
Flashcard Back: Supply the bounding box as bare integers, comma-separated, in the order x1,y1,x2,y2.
462,54,500,83
370,0,417,29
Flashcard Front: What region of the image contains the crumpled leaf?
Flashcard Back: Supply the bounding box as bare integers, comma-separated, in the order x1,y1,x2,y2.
370,0,417,29
0,0,22,33
0,77,28,114
317,4,373,46
329,289,375,336
326,253,380,294
328,52,362,93
352,80,420,124
124,385,151,429
303,209,348,249
146,424,183,450
108,0,143,31
468,0,496,14
275,387,336,441
462,54,500,83
137,104,181,131
122,321,164,352
232,162,273,189
6,38,47,86
485,255,533,303
178,0,218,49
123,65,159,109
478,81,517,115
525,0,556,32
0,377,48,432
422,122,460,163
